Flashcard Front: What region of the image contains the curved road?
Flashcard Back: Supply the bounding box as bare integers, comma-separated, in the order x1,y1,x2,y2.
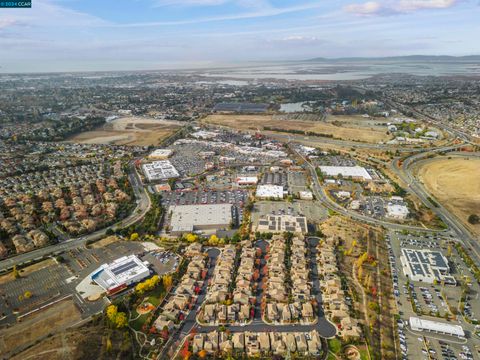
392,148,480,261
0,161,151,271
291,145,447,234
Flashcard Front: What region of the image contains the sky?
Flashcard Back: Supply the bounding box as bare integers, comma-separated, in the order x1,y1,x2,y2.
0,0,479,72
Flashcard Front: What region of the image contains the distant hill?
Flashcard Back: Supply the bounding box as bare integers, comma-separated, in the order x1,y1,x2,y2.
306,55,480,62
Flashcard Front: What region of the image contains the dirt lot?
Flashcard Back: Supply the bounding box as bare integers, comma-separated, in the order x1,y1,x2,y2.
89,235,120,249
414,156,480,236
0,299,82,357
10,318,132,360
68,116,182,146
202,114,391,143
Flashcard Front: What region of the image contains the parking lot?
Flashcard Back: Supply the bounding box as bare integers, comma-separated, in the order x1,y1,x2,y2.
387,230,480,360
0,263,71,319
287,171,309,195
143,250,180,276
161,188,248,227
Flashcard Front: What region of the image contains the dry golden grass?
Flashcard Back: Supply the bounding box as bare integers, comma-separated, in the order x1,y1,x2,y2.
89,235,120,249
415,157,480,236
0,299,81,355
68,116,181,146
202,114,391,143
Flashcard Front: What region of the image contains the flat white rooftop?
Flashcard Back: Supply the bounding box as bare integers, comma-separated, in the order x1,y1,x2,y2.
409,317,464,337
143,160,180,181
148,149,173,159
91,255,150,291
386,204,409,217
170,203,232,233
319,166,372,180
256,184,284,199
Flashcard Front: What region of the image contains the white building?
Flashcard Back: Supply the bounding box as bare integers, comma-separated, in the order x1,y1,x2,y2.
147,149,173,160
319,166,372,181
386,204,410,220
236,176,258,186
400,248,455,285
255,185,285,199
299,191,314,200
91,255,150,295
409,317,464,338
170,203,233,235
336,191,351,199
143,160,180,181
386,203,409,220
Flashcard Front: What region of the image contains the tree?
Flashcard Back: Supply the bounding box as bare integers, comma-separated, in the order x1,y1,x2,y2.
185,233,198,243
163,275,173,290
115,312,128,328
106,337,113,352
13,265,20,279
198,349,208,359
130,232,139,241
468,214,479,225
106,305,118,322
208,234,219,246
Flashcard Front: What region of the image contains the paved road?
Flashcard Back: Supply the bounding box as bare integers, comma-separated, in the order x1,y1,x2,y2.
392,148,480,262
291,145,446,234
0,162,151,271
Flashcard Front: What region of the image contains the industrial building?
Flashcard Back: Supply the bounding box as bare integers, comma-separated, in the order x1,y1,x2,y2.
409,317,465,338
143,160,180,182
319,166,372,180
400,248,456,285
169,203,233,235
147,149,174,160
91,255,151,295
257,214,308,234
255,184,285,199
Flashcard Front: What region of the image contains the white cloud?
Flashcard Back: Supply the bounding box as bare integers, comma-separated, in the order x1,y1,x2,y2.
344,0,461,16
344,1,384,15
396,0,459,11
0,0,109,29
153,0,228,6
116,2,325,27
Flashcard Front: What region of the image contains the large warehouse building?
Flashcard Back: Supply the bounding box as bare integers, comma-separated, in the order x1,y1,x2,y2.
169,203,233,235
143,160,180,182
319,166,372,181
91,255,151,295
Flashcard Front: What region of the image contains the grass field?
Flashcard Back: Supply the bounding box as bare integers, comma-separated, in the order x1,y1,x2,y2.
202,114,391,143
415,157,480,236
68,116,182,146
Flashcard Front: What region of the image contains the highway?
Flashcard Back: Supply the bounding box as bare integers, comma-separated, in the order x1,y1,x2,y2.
290,145,447,234
0,161,152,271
391,148,480,262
